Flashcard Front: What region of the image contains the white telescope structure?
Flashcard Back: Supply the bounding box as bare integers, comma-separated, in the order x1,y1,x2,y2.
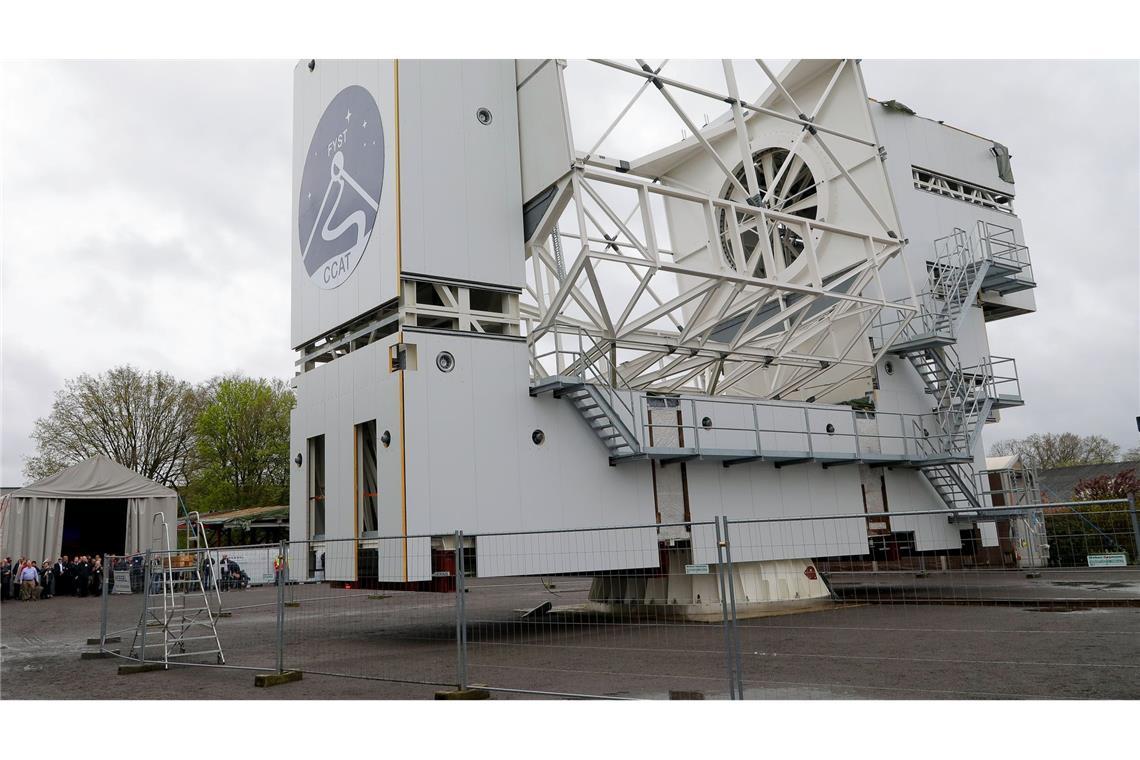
288,60,1037,607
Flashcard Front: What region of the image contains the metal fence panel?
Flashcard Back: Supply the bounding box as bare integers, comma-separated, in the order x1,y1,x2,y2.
92,499,1140,699
461,522,735,699
280,536,458,690
723,502,1140,699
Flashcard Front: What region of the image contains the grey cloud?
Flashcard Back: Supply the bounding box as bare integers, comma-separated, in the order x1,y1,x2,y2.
2,59,1136,486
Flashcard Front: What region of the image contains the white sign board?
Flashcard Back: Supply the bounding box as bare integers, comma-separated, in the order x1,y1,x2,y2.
1087,553,1127,568
684,564,710,575
112,570,133,594
209,547,278,586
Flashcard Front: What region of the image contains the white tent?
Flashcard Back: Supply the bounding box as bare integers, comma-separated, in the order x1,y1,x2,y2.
0,455,178,560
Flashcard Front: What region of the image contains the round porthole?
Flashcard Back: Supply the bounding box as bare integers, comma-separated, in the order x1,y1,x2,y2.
380,430,391,448
884,361,894,375
701,416,713,430
532,429,545,445
475,107,493,125
436,351,455,373
825,423,836,436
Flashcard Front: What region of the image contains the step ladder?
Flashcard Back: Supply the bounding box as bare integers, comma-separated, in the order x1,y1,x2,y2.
128,513,225,667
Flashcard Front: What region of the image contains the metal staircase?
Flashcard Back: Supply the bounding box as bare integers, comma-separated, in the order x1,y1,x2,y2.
893,227,990,352
889,225,1008,512
128,513,225,667
561,384,640,459
921,461,982,510
531,378,641,461
530,328,643,462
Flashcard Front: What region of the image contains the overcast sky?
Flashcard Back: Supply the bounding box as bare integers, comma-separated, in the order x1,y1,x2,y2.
2,60,1137,486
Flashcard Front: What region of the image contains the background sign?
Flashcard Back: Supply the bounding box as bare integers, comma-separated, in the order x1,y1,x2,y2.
112,570,133,594
1087,553,1127,567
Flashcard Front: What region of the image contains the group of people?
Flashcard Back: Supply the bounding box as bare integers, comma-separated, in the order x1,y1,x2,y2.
203,554,252,591
0,555,105,602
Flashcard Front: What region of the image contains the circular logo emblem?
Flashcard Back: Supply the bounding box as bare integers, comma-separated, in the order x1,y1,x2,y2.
298,85,384,289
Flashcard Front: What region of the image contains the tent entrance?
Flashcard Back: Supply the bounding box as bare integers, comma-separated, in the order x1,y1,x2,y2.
62,498,128,557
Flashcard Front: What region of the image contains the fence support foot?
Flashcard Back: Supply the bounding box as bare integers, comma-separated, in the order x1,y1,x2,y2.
81,650,118,659
434,688,490,700
284,601,301,608
88,636,120,645
118,662,165,675
255,670,303,687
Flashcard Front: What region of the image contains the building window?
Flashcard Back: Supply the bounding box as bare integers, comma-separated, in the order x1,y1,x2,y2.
356,421,378,537
911,166,1014,214
307,435,325,540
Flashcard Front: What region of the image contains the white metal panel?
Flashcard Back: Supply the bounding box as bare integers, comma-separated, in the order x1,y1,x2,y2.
477,528,658,578
398,60,523,288
516,60,574,203
291,60,400,348
288,336,414,578
400,331,658,575
883,468,964,551
687,461,868,564
871,104,1027,299
372,536,432,583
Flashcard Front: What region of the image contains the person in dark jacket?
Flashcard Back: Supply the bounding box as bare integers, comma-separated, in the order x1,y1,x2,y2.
75,556,91,597
61,556,75,596
40,559,55,599
0,558,12,602
54,557,67,596
91,556,103,596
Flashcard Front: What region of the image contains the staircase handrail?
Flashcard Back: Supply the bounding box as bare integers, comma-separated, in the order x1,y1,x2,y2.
572,327,641,445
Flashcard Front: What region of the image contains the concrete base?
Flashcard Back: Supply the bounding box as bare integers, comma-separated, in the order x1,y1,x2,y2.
434,688,491,700
564,596,836,623
284,601,300,608
587,552,833,621
80,650,119,659
87,636,121,645
118,662,165,675
254,670,303,687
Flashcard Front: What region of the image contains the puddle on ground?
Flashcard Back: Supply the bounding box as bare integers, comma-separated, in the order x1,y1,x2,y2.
1047,580,1140,593
1021,605,1126,614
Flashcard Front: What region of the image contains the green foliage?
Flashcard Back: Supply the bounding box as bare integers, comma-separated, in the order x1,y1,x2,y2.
184,376,295,512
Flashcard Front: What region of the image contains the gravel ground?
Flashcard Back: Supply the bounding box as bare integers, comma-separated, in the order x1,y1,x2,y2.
3,570,1139,700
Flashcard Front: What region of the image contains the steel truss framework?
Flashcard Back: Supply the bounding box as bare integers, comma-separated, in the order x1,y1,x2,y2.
522,59,919,401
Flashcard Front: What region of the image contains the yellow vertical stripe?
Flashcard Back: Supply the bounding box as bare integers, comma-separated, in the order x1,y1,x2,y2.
394,59,409,583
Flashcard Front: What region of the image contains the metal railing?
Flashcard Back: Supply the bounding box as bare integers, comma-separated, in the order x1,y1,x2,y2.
634,392,965,463
980,355,1022,401
978,219,1034,286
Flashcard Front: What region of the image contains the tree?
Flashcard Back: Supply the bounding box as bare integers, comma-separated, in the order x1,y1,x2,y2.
187,375,295,511
25,366,203,485
989,433,1120,470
